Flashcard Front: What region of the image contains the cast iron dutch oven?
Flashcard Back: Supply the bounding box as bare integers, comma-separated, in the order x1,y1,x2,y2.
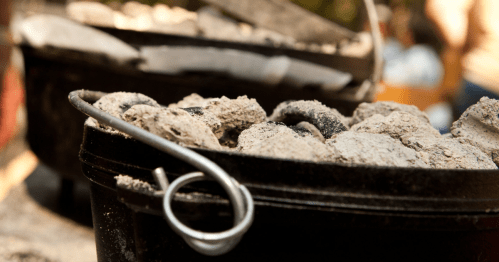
71,90,499,262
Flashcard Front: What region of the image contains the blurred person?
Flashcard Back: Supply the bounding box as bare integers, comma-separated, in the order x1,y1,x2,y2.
375,4,449,132
382,9,443,88
426,0,499,119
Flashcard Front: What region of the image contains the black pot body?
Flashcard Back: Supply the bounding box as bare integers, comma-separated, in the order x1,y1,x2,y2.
80,124,499,262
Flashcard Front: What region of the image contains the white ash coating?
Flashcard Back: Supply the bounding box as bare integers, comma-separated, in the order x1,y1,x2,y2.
401,134,497,169
121,1,153,18
65,0,357,54
152,5,198,25
326,131,429,168
92,92,160,131
237,122,333,162
168,93,213,108
269,100,349,139
451,97,499,165
203,95,267,134
195,7,296,47
350,101,431,126
351,111,441,140
182,107,224,139
122,105,221,150
66,1,115,27
93,92,159,119
171,94,267,142
237,121,314,150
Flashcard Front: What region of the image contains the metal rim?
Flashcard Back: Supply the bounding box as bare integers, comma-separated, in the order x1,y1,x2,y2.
163,172,254,256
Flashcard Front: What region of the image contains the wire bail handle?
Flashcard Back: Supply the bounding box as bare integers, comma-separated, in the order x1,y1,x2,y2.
68,90,254,256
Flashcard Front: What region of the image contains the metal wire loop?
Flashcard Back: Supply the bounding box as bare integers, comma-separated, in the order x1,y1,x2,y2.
163,172,254,256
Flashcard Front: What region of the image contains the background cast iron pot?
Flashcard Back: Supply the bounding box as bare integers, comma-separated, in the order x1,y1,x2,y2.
22,27,372,182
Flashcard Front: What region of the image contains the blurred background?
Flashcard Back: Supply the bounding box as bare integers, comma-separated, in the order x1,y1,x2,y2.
1,0,496,260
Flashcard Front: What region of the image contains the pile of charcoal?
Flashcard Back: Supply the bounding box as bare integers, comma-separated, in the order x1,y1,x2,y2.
66,1,302,49
66,1,368,56
88,92,499,170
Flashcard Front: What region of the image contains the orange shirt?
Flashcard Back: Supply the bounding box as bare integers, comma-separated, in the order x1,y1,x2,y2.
0,65,24,149
375,81,443,111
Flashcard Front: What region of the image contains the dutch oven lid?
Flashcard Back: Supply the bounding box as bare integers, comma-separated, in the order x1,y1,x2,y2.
80,123,499,214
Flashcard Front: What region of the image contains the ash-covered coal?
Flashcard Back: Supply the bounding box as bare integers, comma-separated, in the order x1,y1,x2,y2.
351,111,441,140
90,92,499,170
93,92,160,119
269,100,349,139
202,96,267,147
170,95,267,146
451,97,499,165
66,1,359,55
326,131,429,168
350,101,431,126
92,92,160,132
401,133,496,169
123,105,221,150
168,93,213,109
181,107,223,141
237,121,334,162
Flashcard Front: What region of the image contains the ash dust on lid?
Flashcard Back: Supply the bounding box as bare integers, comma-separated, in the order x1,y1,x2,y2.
115,174,156,194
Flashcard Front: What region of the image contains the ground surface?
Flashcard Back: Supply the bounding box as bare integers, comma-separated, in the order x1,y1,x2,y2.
0,164,96,262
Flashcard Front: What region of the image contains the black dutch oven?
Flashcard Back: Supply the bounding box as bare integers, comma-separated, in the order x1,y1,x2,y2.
71,90,499,262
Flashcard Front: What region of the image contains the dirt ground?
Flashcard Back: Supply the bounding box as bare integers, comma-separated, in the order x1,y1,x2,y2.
0,163,97,262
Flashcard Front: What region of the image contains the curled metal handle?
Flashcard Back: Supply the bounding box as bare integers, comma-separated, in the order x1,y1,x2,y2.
68,90,254,256
156,171,254,256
